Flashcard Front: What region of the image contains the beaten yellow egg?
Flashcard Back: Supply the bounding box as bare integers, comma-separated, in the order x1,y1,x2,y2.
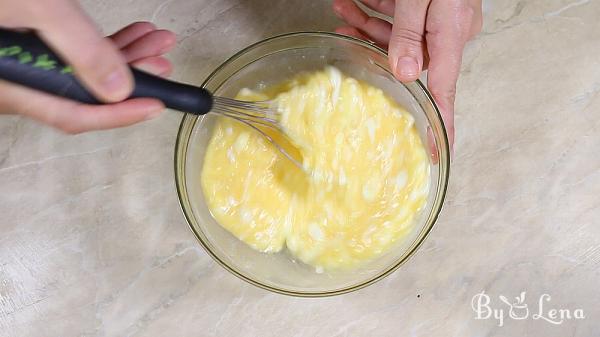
201,66,430,271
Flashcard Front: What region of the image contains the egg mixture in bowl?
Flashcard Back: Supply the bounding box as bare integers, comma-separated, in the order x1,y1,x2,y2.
202,66,430,271
175,32,449,296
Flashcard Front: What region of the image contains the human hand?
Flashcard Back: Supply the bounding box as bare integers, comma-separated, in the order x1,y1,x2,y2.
332,0,483,147
0,0,176,133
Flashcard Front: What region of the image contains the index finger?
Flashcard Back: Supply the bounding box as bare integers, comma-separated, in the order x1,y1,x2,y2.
424,1,476,147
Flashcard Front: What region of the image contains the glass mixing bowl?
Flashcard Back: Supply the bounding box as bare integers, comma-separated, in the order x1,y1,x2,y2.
175,32,449,297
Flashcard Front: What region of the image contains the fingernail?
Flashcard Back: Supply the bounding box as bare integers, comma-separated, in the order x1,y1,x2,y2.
396,56,419,79
332,3,343,19
134,63,159,74
145,107,163,120
102,69,128,96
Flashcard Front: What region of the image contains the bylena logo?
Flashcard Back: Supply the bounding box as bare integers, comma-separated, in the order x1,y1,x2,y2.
471,291,585,327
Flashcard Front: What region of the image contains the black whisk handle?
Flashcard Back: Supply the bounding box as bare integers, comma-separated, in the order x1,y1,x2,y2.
131,70,213,114
0,28,213,114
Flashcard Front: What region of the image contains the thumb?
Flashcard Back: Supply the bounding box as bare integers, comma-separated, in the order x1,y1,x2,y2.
388,0,430,82
35,1,132,103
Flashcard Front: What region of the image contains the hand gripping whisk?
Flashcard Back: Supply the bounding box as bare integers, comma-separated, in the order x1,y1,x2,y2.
0,28,301,168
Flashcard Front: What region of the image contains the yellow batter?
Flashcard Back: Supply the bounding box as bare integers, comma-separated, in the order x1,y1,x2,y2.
201,66,430,271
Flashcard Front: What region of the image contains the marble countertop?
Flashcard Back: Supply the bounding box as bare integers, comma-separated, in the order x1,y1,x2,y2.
1,0,599,336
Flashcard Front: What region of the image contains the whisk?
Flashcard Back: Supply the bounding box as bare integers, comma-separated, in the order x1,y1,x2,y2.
0,28,301,168
212,97,301,168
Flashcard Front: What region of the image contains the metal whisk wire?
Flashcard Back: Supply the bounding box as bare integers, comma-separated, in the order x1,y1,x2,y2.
211,97,302,169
